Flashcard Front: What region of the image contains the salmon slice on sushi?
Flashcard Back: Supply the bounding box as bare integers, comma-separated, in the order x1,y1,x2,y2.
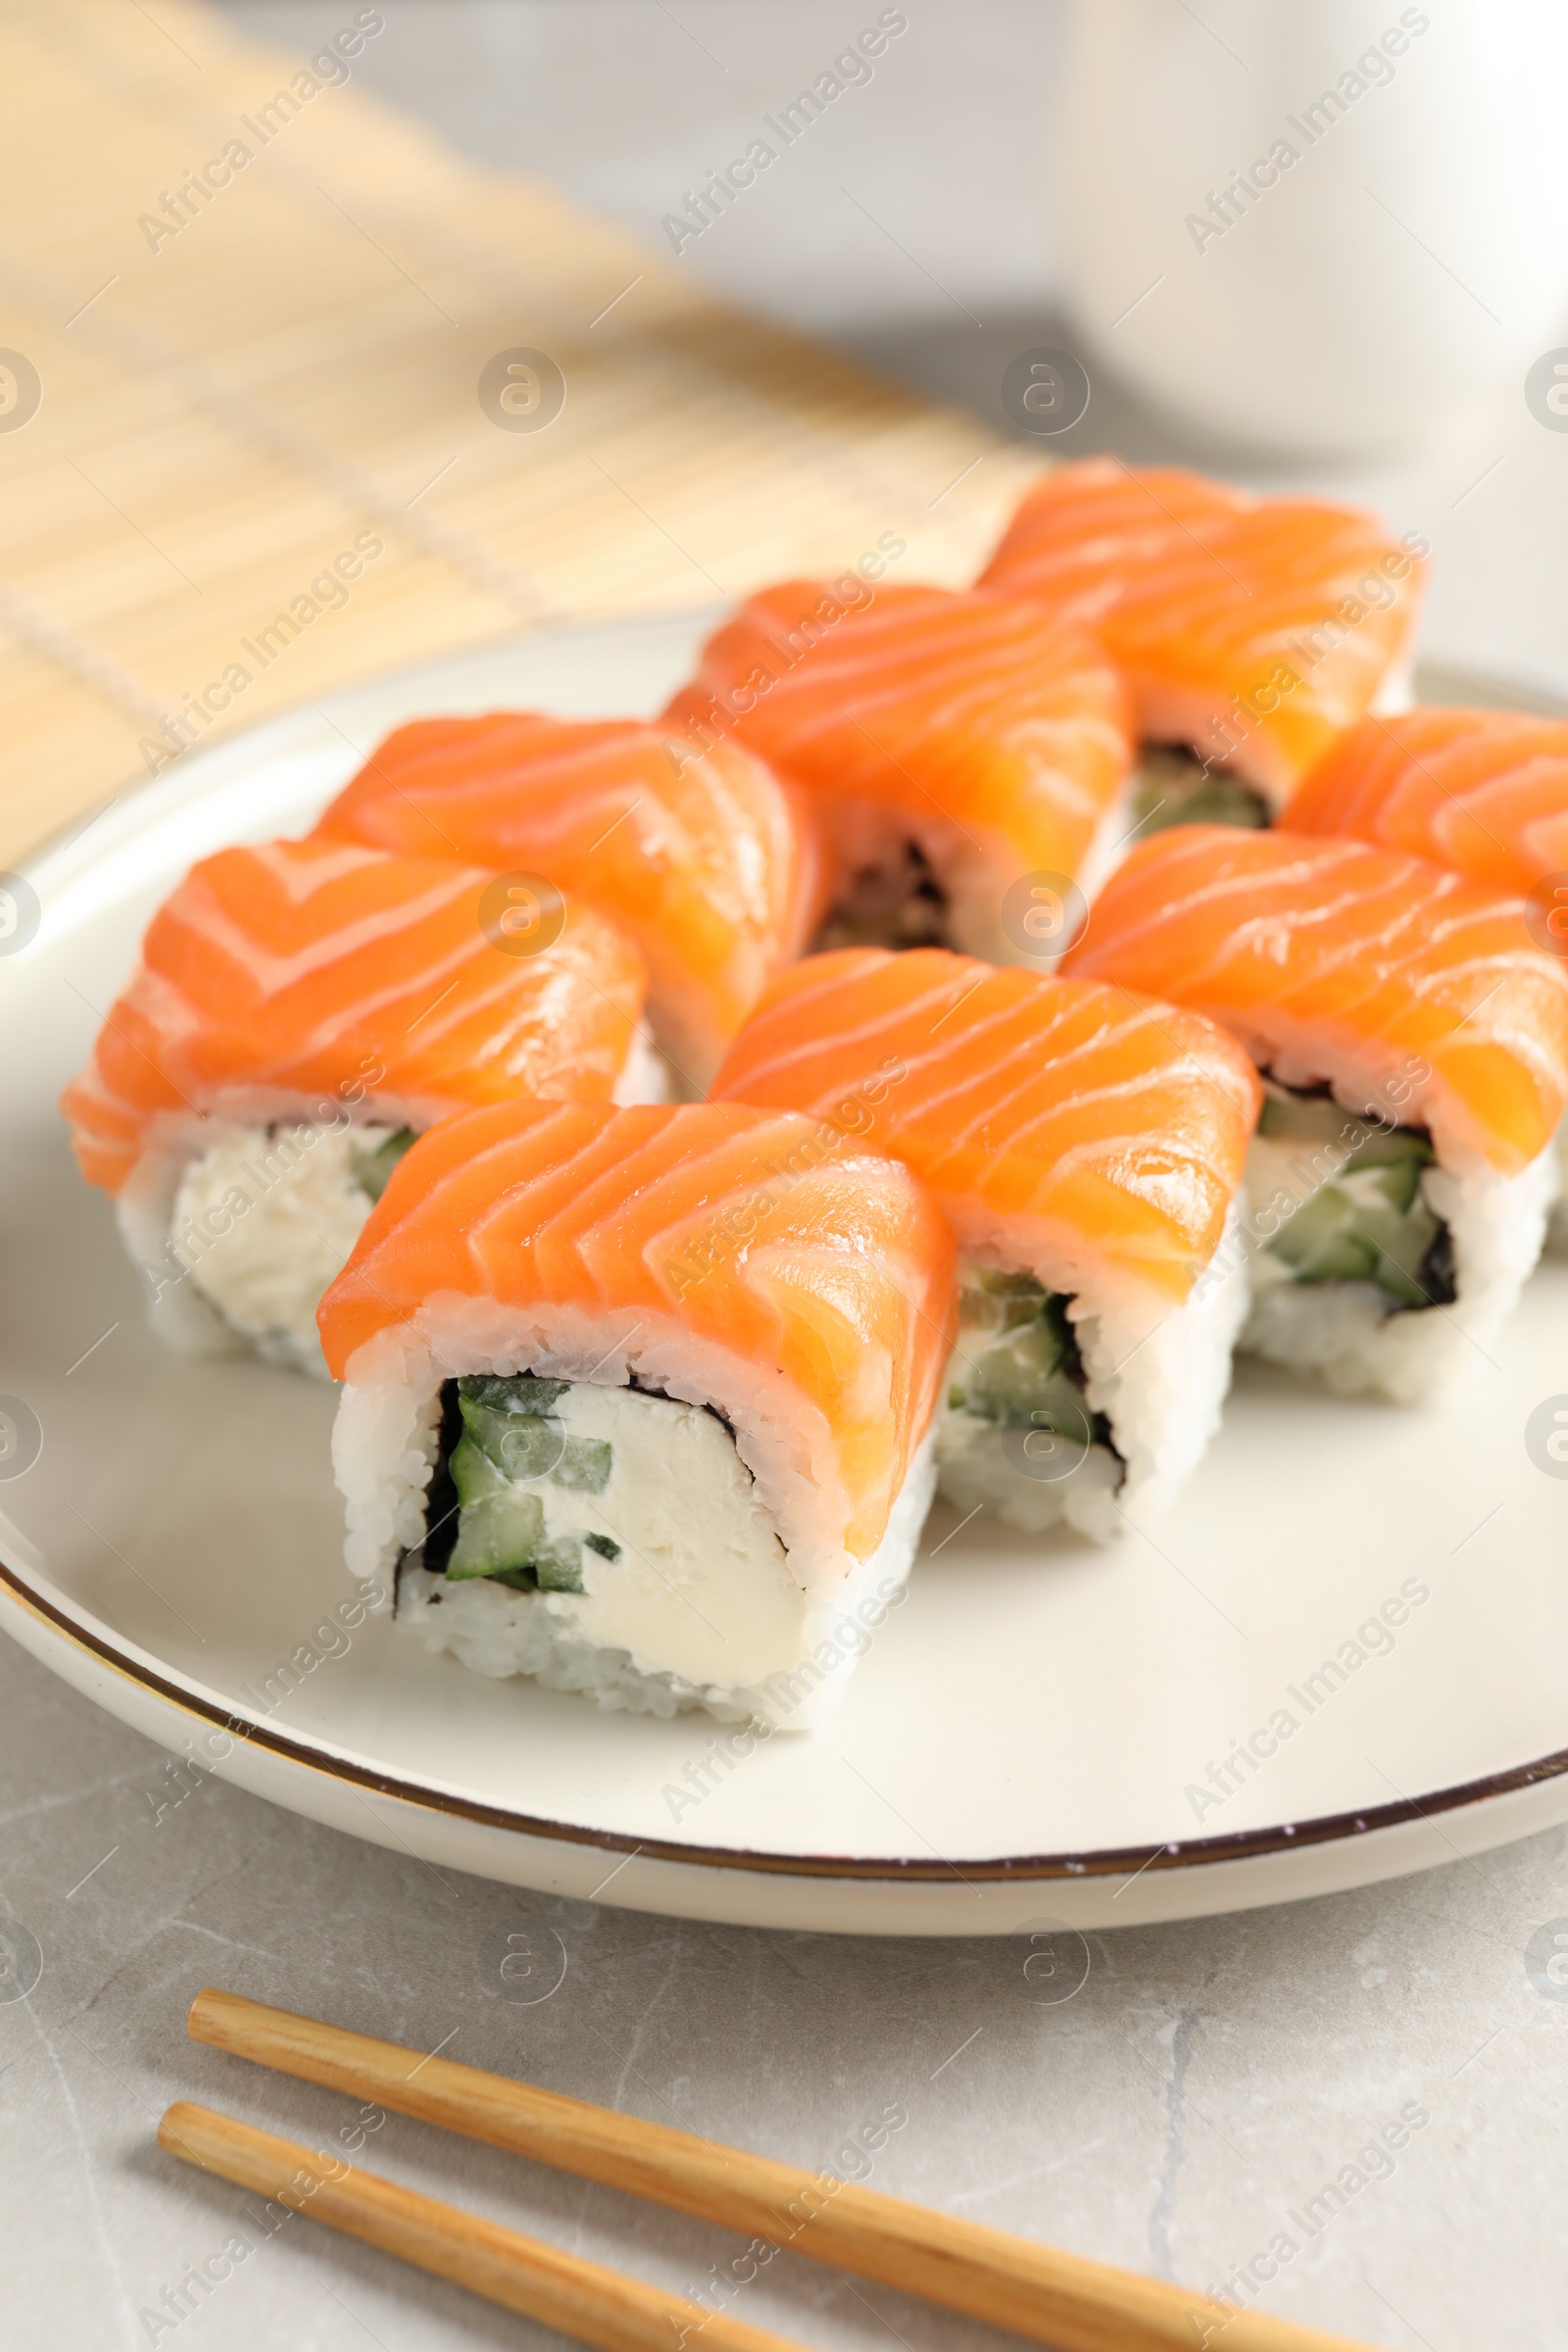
314,712,823,1091
1066,829,1568,1400
61,838,655,1375
318,1102,956,1726
711,948,1257,1541
1284,706,1568,897
662,578,1132,964
979,460,1428,832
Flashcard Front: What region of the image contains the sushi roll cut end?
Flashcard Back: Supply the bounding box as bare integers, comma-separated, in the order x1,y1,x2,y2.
934,1232,1250,1544
318,1102,955,1726
1238,1078,1556,1403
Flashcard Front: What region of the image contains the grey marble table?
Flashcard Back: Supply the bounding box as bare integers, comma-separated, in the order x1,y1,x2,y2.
7,4,1568,2346
8,1628,1568,2352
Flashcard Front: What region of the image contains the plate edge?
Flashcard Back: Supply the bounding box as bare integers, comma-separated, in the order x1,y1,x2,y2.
7,1557,1568,1886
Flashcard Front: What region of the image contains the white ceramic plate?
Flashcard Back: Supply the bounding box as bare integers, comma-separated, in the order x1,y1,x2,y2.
4,618,1568,1937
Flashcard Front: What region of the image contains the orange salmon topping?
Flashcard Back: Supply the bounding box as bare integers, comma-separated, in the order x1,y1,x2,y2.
1285,707,1568,899
981,460,1426,800
1066,827,1568,1176
711,947,1258,1303
61,837,645,1194
664,577,1132,889
316,712,823,1086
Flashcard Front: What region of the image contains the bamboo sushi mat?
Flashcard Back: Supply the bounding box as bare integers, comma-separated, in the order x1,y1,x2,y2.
0,0,1040,866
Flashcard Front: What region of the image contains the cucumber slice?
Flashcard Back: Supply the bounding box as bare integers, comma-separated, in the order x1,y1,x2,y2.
1257,1090,1351,1145
956,1272,1047,1344
552,1437,612,1494
1268,1184,1382,1284
458,1380,615,1494
1266,1166,1444,1305
352,1127,418,1202
953,1293,1085,1434
1132,747,1270,836
1342,1131,1432,1189
970,1268,1052,1298
458,1373,570,1416
449,1432,500,1506
1256,1084,1445,1303
441,1374,619,1590
458,1397,610,1491
445,1423,602,1591
1256,1088,1435,1186
534,1535,585,1594
958,1275,1064,1351
960,1317,1074,1428
460,1398,565,1482
446,1485,546,1581
951,1283,1114,1456
448,1437,550,1580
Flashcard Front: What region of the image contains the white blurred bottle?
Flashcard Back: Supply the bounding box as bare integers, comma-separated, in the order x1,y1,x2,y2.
1057,0,1568,455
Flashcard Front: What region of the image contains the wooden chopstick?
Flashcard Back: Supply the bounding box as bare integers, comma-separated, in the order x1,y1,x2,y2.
187,1987,1377,2352
159,2100,807,2352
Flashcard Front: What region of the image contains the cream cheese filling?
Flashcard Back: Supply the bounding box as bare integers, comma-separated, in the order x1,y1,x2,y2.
172,1120,400,1372
437,1383,809,1690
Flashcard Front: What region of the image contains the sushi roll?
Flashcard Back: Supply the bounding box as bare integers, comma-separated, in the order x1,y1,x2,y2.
314,712,824,1091
979,460,1428,832
317,1102,956,1725
1284,708,1568,1250
662,578,1132,963
1066,828,1568,1401
61,838,656,1376
1284,707,1568,898
710,948,1258,1541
